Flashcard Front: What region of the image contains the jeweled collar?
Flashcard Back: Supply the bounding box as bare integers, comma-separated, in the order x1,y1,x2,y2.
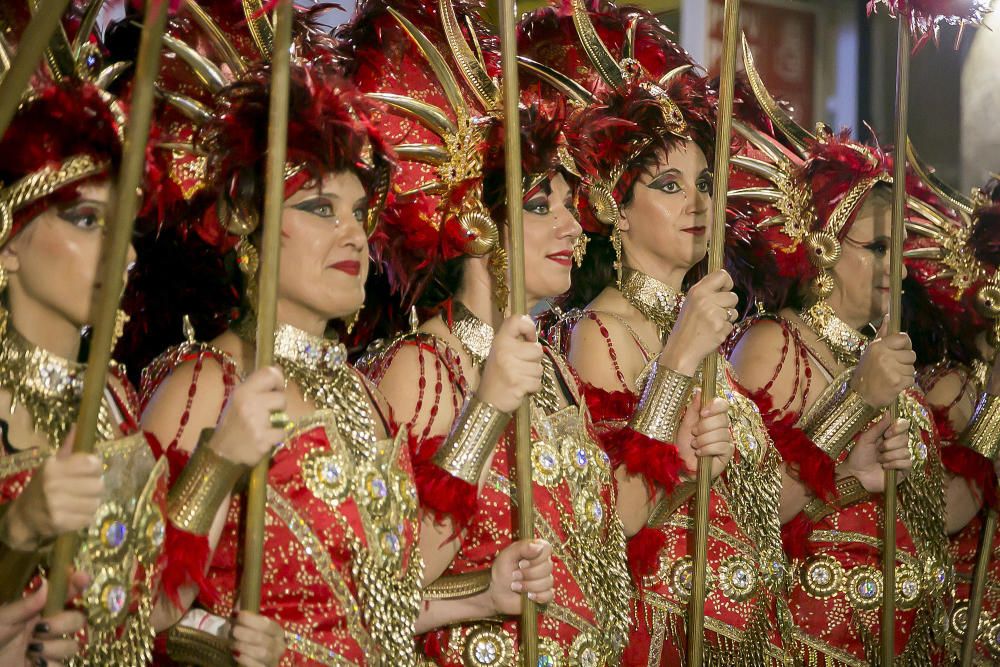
450,301,494,368
0,308,86,447
797,300,869,366
618,268,684,338
273,322,347,371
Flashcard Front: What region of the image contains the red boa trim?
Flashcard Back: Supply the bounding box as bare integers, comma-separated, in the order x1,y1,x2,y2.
409,434,479,534
781,512,816,560
747,389,837,502
603,427,688,497
942,445,999,512
160,524,218,609
626,526,669,581
582,383,637,424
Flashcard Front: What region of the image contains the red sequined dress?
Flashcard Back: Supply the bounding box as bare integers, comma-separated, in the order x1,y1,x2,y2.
141,325,422,666
728,315,949,667
361,326,632,667
0,317,168,667
549,304,790,667
919,360,1000,664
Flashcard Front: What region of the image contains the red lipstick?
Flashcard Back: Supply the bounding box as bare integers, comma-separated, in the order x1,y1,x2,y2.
681,226,706,236
330,260,361,276
546,251,573,267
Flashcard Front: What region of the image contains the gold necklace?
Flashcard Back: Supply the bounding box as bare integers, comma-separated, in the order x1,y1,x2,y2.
618,268,684,339
0,309,114,448
236,319,377,452
797,301,869,366
450,301,493,368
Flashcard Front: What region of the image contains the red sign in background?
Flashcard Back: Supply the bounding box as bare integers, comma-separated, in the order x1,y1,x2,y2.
708,0,816,124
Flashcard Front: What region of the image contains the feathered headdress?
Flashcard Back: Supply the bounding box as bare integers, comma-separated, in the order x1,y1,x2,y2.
0,0,136,249
338,0,503,306
866,0,990,50
518,0,713,225
727,37,892,308
904,143,1000,347
117,2,390,372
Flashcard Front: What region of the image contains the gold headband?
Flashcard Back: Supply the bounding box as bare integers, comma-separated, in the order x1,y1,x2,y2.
0,154,107,246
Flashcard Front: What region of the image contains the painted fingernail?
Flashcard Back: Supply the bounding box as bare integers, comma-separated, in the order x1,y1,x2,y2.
34,622,49,634
511,582,523,592
34,657,47,667
527,592,536,600
518,559,529,569
28,642,43,652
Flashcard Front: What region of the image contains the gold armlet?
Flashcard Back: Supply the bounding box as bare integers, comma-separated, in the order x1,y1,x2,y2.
802,476,870,522
423,569,492,600
166,625,235,667
798,370,881,460
629,364,694,443
433,397,510,484
167,430,246,535
646,481,696,528
961,393,1000,460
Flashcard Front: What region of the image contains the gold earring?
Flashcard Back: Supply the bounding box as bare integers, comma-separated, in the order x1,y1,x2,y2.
112,309,130,348
236,237,260,313
612,222,623,289
489,247,510,311
572,235,589,268
344,307,361,335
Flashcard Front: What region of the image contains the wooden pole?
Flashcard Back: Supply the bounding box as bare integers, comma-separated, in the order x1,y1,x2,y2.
239,0,291,613
43,0,168,615
882,17,911,665
688,0,740,663
961,509,998,665
0,0,72,137
497,0,537,663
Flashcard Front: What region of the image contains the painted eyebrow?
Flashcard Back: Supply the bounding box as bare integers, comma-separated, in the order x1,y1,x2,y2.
650,167,682,179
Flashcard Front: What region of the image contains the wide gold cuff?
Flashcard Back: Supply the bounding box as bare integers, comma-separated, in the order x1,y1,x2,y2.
166,625,235,667
167,430,246,535
961,393,1000,460
802,476,871,522
423,570,491,600
433,397,510,484
629,364,694,443
798,370,881,461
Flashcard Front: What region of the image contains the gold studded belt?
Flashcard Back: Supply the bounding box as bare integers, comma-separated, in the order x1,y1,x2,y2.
799,554,946,611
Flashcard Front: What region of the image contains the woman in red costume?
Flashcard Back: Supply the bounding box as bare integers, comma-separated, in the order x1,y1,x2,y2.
902,162,1000,663
521,1,793,663
343,1,648,663
133,5,551,665
724,47,944,666
0,5,221,664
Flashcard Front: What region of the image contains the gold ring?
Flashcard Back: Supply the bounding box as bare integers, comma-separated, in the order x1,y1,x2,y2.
269,411,292,429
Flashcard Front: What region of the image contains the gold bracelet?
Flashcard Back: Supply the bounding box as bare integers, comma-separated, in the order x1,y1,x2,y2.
433,396,509,485
961,393,1000,460
422,570,492,600
167,429,247,535
803,476,871,522
798,370,881,461
629,363,694,443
